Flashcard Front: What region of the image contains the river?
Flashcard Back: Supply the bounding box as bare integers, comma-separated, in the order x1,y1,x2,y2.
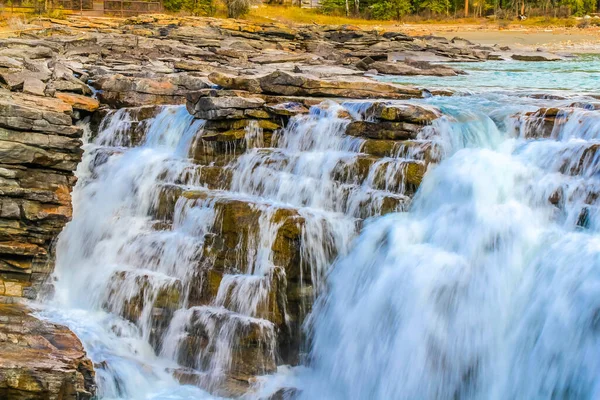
37,55,600,400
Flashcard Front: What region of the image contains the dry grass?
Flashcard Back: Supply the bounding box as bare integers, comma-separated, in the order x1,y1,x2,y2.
243,4,588,29
245,4,391,25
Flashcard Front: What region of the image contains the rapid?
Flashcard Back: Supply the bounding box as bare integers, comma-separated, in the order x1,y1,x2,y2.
37,57,600,400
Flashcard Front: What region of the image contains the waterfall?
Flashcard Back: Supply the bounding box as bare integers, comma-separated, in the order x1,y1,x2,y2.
38,97,426,399
295,94,600,400
37,81,600,399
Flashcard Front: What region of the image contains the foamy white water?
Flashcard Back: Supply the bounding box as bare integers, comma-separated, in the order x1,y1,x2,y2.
293,93,600,400
38,58,600,399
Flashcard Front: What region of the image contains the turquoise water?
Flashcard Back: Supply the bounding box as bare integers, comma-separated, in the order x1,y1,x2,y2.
378,54,600,94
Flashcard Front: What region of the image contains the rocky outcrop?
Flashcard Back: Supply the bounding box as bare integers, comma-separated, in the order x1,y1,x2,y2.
0,90,85,300
0,36,94,400
0,303,95,400
357,58,463,76
207,70,435,99
94,74,212,107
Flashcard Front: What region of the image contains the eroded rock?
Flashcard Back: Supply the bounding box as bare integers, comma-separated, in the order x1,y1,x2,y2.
0,303,95,400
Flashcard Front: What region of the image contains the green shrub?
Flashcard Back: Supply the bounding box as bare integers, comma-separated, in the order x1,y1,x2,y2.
163,0,216,15
370,0,411,19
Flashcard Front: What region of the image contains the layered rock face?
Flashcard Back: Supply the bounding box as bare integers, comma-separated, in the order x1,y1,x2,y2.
0,92,91,301
0,35,98,400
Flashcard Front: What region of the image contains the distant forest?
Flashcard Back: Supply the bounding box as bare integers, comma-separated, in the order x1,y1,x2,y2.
316,0,599,20
163,0,600,23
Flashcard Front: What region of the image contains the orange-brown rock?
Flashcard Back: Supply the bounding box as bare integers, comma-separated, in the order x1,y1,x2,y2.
0,303,95,400
55,92,100,112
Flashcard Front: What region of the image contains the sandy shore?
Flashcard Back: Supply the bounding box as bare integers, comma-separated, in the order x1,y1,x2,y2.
401,24,600,53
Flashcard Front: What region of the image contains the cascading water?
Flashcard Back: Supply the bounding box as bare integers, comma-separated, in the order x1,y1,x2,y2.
36,59,600,400
38,97,422,399
293,93,600,399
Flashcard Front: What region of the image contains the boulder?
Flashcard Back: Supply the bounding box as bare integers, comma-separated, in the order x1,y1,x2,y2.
0,303,95,400
0,56,22,69
209,72,262,93
0,71,50,91
265,102,309,116
54,92,100,112
369,102,441,124
50,79,92,95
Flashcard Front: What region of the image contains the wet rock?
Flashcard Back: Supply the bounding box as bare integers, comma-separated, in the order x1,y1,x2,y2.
365,60,463,76
172,306,277,396
0,303,95,400
516,107,565,139
346,120,420,140
369,102,441,124
511,52,562,61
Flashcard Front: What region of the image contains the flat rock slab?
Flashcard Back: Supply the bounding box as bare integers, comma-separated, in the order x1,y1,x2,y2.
0,71,50,91
250,53,317,65
55,92,100,112
511,52,563,61
22,78,46,97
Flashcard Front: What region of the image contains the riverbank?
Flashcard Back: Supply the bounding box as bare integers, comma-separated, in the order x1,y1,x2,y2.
2,9,600,53
400,24,600,53
242,5,600,53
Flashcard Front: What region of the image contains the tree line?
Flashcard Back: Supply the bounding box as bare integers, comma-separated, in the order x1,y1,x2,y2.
163,0,598,20
320,0,598,19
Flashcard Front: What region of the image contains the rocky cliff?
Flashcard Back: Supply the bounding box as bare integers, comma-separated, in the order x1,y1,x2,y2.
0,33,100,399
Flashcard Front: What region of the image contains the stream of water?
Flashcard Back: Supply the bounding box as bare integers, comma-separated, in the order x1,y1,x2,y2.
37,57,600,399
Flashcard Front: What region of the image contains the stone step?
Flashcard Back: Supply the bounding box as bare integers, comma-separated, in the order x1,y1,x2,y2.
155,167,410,225
515,107,600,140
556,142,599,177
153,185,306,280
359,138,440,162
90,105,164,146
167,305,277,397
213,266,287,326
173,148,426,200
105,268,183,329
